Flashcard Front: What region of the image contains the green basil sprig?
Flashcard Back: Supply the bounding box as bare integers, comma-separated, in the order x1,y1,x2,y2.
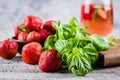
43,17,109,76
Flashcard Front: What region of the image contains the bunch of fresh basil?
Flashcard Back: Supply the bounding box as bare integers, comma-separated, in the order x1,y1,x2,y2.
43,17,109,76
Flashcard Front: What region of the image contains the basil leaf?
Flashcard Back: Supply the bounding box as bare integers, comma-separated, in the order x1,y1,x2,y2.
89,34,109,51
92,10,98,21
78,38,91,48
108,36,115,46
52,21,60,31
55,40,68,54
62,24,76,39
69,17,80,28
67,48,92,76
74,29,85,39
83,43,98,65
52,21,64,39
55,39,72,64
43,35,56,50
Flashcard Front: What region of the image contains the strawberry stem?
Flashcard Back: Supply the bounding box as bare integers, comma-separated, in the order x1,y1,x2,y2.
19,26,26,32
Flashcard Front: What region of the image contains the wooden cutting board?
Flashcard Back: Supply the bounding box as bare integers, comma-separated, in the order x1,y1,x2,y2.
96,39,120,67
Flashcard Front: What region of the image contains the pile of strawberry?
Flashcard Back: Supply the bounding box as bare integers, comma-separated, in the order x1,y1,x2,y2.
0,15,62,72
14,15,56,42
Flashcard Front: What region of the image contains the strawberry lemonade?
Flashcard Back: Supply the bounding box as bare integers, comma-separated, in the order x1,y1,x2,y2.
81,4,113,36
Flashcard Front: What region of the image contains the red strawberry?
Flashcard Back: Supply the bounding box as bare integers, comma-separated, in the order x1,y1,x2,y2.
18,32,28,41
0,39,18,59
42,20,57,34
14,23,26,37
81,4,95,20
22,42,42,64
27,31,40,42
24,15,42,31
98,9,107,20
39,49,62,72
38,29,51,41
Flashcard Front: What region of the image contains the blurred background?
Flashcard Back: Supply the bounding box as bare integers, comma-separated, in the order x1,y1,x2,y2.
0,0,120,40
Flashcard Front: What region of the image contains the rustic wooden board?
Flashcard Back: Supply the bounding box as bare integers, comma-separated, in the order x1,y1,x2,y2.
97,39,120,67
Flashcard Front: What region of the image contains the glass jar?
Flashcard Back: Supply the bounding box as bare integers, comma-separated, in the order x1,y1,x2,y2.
81,0,113,36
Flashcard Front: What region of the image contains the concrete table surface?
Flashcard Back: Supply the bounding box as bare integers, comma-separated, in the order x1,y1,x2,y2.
0,0,120,80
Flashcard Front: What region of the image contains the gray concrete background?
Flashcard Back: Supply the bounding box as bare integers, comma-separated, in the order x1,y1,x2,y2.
0,0,120,39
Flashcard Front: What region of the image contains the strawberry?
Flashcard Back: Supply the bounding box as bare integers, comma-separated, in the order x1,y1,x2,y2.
22,42,42,64
27,31,40,42
0,39,18,59
81,4,95,20
24,15,42,31
42,20,57,34
14,23,27,37
38,29,51,41
39,49,62,72
18,32,28,41
98,9,107,20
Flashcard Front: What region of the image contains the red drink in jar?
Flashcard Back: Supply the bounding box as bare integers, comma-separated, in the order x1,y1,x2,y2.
81,2,113,36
